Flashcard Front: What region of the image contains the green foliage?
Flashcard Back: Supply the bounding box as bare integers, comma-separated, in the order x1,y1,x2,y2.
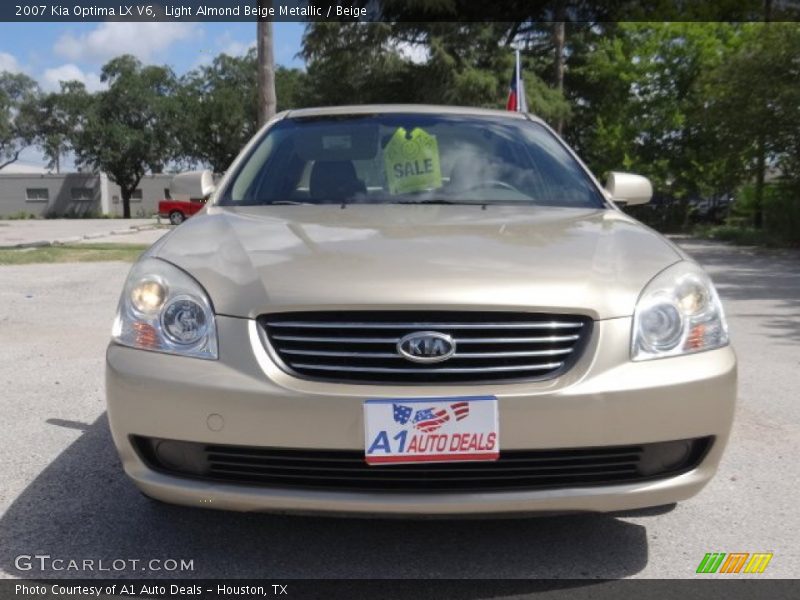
178,51,259,173
560,21,800,243
700,23,800,227
571,23,740,197
763,188,800,246
177,50,309,173
523,73,571,125
0,72,39,170
696,225,775,247
726,182,800,245
64,55,180,218
301,23,413,105
0,243,148,265
625,201,690,234
301,22,569,123
703,24,800,176
0,210,37,220
20,85,79,172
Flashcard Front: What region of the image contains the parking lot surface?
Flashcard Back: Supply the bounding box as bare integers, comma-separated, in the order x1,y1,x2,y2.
0,239,797,579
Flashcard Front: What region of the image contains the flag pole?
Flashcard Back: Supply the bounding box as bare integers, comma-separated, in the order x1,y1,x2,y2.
515,49,521,112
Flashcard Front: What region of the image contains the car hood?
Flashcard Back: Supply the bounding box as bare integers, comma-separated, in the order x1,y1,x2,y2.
150,204,684,320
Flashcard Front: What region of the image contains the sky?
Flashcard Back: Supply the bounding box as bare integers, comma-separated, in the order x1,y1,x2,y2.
0,21,306,169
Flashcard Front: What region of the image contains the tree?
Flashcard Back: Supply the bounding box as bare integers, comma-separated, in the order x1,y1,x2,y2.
178,51,258,174
0,72,39,170
66,55,179,218
274,64,310,111
702,23,800,227
301,22,570,122
302,22,412,105
178,50,308,173
569,23,741,198
22,83,84,173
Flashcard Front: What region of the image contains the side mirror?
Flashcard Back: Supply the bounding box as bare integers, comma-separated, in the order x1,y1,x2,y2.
170,170,215,201
604,172,653,206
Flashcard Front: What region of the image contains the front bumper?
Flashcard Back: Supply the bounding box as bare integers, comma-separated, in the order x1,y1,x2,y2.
106,315,736,515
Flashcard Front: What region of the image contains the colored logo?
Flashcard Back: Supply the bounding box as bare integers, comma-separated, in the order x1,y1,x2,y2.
392,401,469,433
696,552,773,574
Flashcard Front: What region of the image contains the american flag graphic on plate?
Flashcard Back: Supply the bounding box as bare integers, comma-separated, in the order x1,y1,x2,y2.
365,396,499,465
390,402,471,433
393,403,413,425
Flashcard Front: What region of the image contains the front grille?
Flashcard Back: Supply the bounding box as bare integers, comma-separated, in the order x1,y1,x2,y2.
259,311,592,384
134,437,712,493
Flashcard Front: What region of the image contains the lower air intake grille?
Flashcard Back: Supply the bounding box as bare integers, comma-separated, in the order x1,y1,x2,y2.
259,311,592,384
134,437,712,493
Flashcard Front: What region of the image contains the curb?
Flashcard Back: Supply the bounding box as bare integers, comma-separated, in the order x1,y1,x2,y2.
0,220,163,249
9,240,52,249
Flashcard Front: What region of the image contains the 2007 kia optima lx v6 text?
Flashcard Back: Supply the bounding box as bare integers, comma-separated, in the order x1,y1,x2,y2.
106,105,736,515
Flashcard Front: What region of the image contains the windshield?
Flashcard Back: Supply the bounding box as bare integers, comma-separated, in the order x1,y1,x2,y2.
219,114,606,208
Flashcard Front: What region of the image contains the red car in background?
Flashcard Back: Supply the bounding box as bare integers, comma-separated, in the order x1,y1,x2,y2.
158,198,206,225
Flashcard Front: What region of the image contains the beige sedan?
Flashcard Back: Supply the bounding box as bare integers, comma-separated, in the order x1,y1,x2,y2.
106,105,735,515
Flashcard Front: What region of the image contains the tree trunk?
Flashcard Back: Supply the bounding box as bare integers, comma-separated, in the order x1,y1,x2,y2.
0,150,21,171
752,1,771,229
121,189,131,219
553,9,566,134
257,2,277,127
754,135,766,229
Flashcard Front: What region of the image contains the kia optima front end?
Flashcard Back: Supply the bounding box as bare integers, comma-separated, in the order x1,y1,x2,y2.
106,105,736,515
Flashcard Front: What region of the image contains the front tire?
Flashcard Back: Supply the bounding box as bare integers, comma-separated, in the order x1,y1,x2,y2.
169,211,185,225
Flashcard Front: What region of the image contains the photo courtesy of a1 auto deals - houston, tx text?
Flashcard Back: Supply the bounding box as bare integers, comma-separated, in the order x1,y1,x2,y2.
0,1,799,599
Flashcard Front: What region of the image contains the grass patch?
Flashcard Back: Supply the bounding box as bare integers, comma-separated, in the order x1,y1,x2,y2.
0,211,38,220
692,224,796,248
0,243,149,265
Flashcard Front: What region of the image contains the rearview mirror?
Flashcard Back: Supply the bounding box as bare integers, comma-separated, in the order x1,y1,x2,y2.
170,170,215,201
604,172,653,206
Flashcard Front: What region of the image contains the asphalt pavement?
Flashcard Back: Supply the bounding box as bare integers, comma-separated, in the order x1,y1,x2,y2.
0,239,797,580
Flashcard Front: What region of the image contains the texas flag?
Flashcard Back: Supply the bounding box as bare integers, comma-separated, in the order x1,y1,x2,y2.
506,49,528,112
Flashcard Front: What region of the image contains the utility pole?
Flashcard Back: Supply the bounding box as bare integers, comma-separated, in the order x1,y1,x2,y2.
257,0,277,127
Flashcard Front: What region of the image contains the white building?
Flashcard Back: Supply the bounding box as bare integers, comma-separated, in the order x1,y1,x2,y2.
0,171,174,218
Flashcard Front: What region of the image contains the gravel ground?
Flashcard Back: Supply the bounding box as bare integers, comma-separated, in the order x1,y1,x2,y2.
0,239,797,580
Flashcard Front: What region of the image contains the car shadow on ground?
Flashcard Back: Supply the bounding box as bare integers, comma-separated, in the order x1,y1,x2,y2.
0,415,653,583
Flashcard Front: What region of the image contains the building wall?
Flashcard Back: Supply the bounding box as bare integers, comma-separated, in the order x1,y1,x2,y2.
0,172,174,218
0,173,102,218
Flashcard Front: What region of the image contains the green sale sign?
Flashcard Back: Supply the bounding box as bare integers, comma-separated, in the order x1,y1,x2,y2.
383,127,443,195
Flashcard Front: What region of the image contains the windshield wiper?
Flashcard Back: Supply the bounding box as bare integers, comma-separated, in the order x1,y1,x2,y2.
265,200,314,205
394,199,487,205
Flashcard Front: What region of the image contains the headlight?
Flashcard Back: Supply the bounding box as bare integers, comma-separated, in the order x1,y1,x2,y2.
632,261,728,361
112,258,217,360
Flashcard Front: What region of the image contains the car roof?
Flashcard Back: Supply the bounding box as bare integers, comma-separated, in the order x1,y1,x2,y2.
283,104,544,124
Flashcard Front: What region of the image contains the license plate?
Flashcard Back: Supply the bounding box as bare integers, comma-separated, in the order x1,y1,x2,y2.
364,396,499,465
